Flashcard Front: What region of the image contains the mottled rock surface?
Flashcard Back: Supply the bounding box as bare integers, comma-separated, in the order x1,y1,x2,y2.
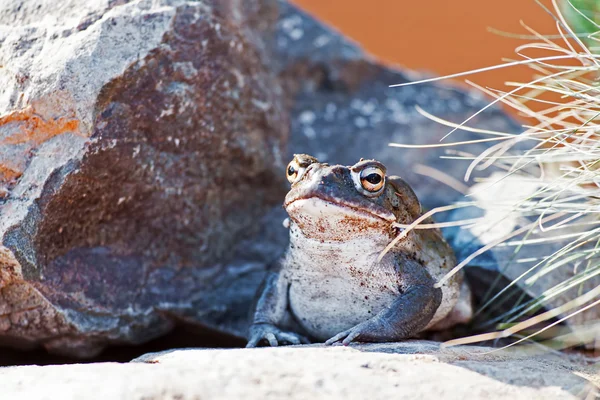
0,341,596,399
0,0,573,358
0,0,287,356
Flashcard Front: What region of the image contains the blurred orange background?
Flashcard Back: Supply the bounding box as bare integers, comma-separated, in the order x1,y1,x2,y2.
292,1,559,97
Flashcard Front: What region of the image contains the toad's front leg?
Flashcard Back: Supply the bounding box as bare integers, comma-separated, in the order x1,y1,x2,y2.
246,271,309,347
326,258,442,345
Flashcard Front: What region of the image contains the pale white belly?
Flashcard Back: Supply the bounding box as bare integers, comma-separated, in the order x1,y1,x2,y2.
288,274,399,340
284,225,401,340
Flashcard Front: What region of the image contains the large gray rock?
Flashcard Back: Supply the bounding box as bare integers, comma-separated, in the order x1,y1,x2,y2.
0,0,287,356
275,3,520,209
0,341,596,399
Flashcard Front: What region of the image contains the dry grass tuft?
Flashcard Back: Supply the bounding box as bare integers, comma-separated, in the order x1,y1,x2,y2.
388,0,600,351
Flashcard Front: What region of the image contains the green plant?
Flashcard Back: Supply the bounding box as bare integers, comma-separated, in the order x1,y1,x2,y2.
562,0,600,47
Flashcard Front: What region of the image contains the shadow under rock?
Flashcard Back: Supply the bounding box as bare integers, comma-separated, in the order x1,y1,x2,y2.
0,323,245,367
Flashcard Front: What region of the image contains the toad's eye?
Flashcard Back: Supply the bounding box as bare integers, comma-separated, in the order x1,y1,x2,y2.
359,167,385,192
286,160,306,184
286,154,320,184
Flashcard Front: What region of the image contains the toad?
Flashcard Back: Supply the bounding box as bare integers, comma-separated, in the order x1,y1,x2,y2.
247,154,472,346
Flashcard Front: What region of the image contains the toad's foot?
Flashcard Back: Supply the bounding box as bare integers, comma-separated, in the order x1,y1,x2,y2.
325,318,392,346
246,323,310,348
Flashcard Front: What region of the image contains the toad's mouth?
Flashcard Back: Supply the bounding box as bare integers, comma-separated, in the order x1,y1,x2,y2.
285,195,396,223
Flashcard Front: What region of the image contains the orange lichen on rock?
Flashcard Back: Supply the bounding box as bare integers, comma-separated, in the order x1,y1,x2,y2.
0,164,22,183
0,106,81,146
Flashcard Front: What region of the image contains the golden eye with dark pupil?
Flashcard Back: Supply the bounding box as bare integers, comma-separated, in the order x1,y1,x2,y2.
364,173,381,185
359,167,385,192
286,154,319,184
287,165,296,177
286,160,303,184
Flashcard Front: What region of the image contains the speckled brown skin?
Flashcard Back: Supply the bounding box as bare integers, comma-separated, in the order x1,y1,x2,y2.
247,155,471,347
